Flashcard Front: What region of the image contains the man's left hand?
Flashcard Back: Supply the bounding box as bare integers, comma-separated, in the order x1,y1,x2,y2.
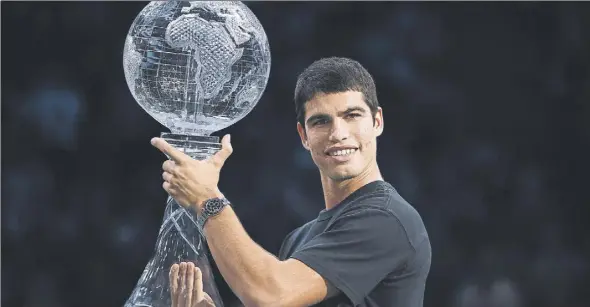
151,134,232,211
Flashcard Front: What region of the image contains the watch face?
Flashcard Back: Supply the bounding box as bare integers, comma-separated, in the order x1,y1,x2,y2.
205,198,225,215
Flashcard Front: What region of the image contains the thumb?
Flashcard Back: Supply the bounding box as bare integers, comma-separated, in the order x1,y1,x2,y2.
211,134,233,167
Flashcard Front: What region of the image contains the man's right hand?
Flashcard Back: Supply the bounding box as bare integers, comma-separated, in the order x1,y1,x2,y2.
170,262,216,307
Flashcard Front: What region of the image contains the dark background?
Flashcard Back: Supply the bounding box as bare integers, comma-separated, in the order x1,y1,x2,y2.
2,1,590,307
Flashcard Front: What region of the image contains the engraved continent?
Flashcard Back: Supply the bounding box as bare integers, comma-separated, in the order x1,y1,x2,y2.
165,14,243,99
123,36,143,101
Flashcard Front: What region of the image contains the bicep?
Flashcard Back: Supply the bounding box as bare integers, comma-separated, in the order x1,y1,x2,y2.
275,258,340,306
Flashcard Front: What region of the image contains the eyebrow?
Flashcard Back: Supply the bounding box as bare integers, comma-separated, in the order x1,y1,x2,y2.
306,106,367,125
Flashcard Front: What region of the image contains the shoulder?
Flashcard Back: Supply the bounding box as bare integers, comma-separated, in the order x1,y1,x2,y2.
340,181,429,250
279,219,316,259
283,219,314,242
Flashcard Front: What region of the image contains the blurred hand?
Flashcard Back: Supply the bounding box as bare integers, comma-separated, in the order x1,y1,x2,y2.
170,262,216,307
151,135,232,211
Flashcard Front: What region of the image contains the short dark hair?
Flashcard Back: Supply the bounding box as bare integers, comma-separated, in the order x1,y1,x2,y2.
294,57,379,128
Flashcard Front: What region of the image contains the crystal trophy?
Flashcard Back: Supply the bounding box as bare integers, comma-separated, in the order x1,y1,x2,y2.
122,2,271,306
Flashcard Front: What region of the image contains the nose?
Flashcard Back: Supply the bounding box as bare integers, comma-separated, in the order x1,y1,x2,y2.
328,118,349,142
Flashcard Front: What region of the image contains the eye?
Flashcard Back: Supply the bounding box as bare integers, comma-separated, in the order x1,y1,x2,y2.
346,113,362,119
312,118,328,126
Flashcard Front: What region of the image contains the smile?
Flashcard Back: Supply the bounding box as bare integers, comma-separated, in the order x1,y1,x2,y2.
327,148,358,156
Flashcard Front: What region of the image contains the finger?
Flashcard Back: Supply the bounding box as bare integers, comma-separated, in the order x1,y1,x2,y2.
193,266,204,306
151,137,187,163
163,160,177,173
185,262,195,306
203,292,215,306
162,171,173,182
210,134,233,167
169,264,180,307
163,181,174,194
179,262,188,306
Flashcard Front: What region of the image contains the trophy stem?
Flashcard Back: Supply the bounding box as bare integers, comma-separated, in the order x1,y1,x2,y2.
160,132,221,160
124,194,224,307
123,132,224,307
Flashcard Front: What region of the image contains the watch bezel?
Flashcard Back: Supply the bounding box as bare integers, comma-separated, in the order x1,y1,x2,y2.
203,198,226,215
196,197,230,234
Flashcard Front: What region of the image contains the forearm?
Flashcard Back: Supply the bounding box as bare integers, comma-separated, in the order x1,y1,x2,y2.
201,205,283,306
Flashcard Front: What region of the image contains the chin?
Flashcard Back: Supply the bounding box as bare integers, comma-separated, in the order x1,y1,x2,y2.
328,169,359,182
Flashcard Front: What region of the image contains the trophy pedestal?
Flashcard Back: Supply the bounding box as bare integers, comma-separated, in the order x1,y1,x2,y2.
124,133,224,307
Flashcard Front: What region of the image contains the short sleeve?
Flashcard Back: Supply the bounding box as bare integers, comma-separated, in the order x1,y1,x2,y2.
290,207,414,306
278,227,298,260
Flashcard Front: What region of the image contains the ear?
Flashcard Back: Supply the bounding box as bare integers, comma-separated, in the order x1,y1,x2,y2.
374,107,384,137
296,122,310,150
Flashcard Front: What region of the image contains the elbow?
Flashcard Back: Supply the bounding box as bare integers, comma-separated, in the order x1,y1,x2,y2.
241,297,274,307
242,294,291,307
241,292,283,307
240,275,291,307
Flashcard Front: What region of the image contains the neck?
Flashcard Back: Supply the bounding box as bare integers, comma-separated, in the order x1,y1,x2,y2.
320,163,383,210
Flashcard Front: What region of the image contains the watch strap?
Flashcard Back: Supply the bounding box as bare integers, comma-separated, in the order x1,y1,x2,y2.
196,197,230,234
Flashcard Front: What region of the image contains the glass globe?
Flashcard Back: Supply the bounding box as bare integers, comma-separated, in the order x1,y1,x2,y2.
123,1,271,136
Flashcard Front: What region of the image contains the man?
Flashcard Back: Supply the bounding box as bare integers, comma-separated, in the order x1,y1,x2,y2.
153,57,431,307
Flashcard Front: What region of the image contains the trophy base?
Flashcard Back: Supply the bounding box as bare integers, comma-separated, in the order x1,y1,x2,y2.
160,132,222,160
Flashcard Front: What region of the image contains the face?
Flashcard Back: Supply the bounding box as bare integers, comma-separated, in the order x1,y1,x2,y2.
297,91,383,182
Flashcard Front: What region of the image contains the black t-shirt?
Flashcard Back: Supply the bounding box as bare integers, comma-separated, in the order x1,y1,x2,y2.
278,180,431,307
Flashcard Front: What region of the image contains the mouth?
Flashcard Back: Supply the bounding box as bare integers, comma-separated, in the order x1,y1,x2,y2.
325,146,359,157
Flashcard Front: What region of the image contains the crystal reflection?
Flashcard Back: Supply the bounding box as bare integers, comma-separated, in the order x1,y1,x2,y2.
124,197,223,307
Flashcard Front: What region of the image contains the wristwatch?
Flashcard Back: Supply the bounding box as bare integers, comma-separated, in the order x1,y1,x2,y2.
196,197,231,234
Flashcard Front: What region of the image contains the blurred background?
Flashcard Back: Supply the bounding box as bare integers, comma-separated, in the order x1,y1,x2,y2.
2,1,590,307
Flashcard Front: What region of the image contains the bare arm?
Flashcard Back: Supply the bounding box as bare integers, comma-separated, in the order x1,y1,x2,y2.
202,204,338,307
